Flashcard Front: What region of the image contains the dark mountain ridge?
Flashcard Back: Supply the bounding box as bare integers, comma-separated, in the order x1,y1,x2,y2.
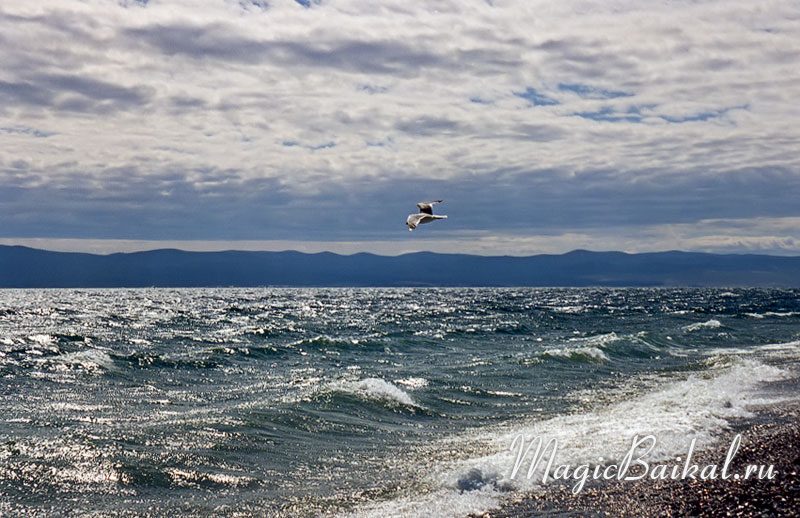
1,245,799,287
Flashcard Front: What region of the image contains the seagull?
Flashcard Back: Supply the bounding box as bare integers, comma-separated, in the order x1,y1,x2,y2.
406,200,447,231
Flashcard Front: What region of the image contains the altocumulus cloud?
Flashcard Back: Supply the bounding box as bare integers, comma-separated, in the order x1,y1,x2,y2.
1,0,799,255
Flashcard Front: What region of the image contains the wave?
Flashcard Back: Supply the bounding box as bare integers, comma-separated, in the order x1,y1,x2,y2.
291,334,372,349
166,467,257,489
683,319,722,332
8,333,94,349
341,357,791,518
744,311,800,319
47,349,115,373
328,377,421,409
395,377,429,390
568,332,621,347
116,352,220,371
752,339,800,362
541,346,609,363
478,358,787,475
1,339,113,375
0,436,121,491
539,332,621,363
208,344,284,359
27,334,58,347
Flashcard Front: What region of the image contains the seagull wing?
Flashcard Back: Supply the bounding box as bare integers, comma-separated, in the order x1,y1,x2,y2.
407,213,425,226
406,213,426,231
416,200,443,215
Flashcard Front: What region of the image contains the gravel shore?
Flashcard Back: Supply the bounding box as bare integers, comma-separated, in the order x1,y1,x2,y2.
473,403,800,518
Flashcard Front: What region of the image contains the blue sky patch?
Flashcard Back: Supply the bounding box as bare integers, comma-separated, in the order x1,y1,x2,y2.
513,87,559,106
573,106,643,123
470,97,492,104
283,140,335,151
558,83,632,99
660,105,747,123
1,126,56,138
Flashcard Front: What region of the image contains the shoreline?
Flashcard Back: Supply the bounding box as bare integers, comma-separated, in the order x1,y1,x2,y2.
474,402,800,518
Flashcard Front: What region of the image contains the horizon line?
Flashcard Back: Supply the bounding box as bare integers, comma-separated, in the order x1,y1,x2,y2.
2,241,799,259
2,233,800,258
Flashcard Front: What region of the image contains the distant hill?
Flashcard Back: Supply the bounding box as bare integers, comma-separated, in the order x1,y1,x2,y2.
1,245,799,287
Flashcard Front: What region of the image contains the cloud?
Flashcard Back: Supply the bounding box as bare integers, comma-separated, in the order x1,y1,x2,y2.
124,22,454,75
0,0,798,253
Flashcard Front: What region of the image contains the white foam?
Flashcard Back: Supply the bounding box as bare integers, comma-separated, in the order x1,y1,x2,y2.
341,486,501,518
167,467,255,488
486,390,524,397
540,332,621,362
459,359,787,490
702,347,756,357
753,340,800,360
542,346,609,362
395,377,429,390
2,437,120,486
343,357,791,518
48,403,112,412
49,349,115,372
568,332,620,347
551,305,584,314
28,334,56,346
769,311,800,317
683,319,722,332
331,378,420,408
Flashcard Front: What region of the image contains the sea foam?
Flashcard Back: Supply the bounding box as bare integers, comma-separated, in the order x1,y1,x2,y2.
684,319,722,332
330,377,420,408
342,356,791,518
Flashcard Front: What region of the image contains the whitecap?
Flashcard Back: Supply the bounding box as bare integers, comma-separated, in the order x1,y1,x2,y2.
542,346,609,362
330,377,420,408
568,332,620,346
683,319,722,332
349,357,792,518
340,486,500,518
753,339,800,360
551,305,584,314
448,358,788,494
485,390,523,397
167,467,255,488
28,334,56,346
395,377,429,390
50,349,115,373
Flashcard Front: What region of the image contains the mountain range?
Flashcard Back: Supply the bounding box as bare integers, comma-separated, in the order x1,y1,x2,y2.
1,245,799,288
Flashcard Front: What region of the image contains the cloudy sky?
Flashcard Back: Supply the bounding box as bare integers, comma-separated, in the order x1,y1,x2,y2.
2,0,799,256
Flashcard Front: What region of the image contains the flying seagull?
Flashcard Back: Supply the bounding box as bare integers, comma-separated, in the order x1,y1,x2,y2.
406,200,447,231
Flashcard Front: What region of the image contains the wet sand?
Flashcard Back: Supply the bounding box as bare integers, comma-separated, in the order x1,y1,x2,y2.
474,403,800,518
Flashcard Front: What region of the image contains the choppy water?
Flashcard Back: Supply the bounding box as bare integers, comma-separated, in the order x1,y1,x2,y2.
1,288,799,517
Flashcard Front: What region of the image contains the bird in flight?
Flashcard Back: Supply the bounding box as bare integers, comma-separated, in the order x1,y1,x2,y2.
406,200,447,231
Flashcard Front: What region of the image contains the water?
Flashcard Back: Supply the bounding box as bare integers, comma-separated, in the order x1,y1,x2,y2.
1,288,799,517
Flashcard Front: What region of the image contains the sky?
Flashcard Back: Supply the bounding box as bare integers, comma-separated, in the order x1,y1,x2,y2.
1,0,799,256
